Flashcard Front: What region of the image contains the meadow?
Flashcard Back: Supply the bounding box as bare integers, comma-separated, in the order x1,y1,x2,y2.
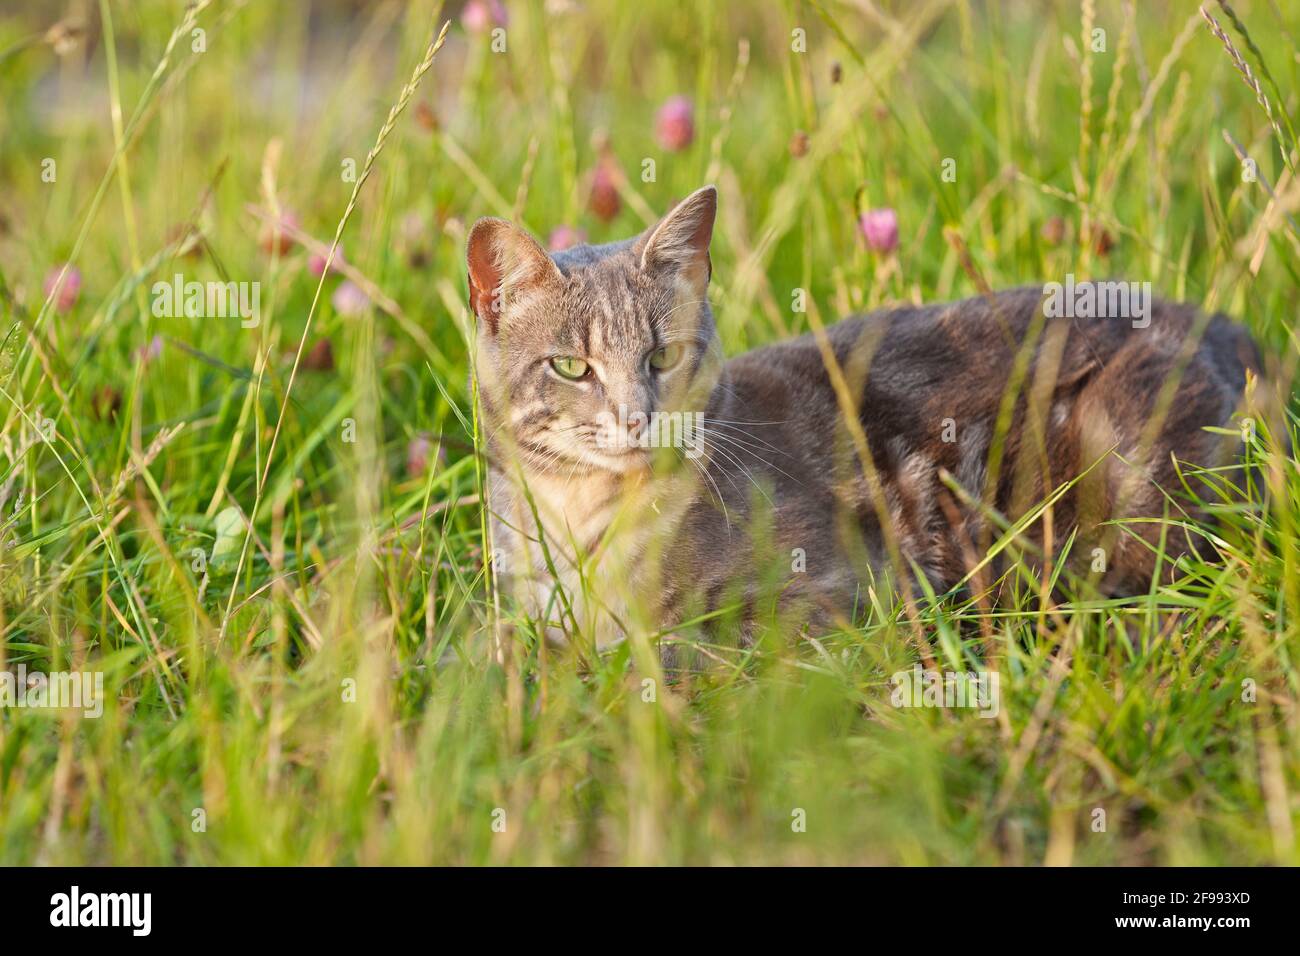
0,0,1297,865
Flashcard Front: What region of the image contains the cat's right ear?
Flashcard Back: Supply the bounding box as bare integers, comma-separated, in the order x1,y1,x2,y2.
638,184,717,286
466,217,561,335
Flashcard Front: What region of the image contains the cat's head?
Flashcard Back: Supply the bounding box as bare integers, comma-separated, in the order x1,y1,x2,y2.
466,185,721,476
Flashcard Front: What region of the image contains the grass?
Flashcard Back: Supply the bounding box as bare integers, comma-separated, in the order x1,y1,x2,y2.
0,0,1298,865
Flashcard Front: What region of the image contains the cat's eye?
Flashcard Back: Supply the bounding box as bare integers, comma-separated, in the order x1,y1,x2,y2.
550,356,590,380
648,343,684,371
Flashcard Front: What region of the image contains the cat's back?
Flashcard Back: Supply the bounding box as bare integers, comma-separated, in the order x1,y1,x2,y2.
705,283,1260,518
676,284,1263,616
721,285,1257,401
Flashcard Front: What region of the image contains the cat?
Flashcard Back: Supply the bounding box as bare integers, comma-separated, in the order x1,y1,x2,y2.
466,185,1262,648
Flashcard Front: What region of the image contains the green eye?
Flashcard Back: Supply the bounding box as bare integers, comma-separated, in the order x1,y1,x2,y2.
550,356,589,380
649,344,684,370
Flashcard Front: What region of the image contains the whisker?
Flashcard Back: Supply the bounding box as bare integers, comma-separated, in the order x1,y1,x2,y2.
699,415,789,427
698,419,794,458
689,431,778,511
674,445,730,530
694,425,804,488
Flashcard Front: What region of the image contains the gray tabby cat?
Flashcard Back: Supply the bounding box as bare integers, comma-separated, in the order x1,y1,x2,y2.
466,185,1260,647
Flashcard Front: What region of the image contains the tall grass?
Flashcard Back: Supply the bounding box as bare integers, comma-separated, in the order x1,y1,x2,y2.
0,0,1297,864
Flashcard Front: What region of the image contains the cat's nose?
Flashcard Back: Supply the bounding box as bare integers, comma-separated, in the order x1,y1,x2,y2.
625,413,648,440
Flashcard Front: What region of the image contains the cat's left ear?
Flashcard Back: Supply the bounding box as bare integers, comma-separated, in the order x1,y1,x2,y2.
466,217,562,335
638,185,717,286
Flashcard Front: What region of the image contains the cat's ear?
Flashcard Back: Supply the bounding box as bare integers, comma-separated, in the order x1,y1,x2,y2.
466,217,562,334
638,185,717,284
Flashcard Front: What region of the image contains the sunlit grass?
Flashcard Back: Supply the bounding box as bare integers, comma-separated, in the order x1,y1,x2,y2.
0,0,1297,865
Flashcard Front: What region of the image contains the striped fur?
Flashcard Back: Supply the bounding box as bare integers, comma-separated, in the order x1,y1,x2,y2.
466,187,1262,647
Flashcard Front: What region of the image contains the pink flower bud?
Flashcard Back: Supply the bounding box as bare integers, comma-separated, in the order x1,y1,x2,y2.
588,155,621,223
43,264,82,312
331,280,370,316
655,96,695,152
259,210,300,255
547,225,586,251
858,208,899,254
136,334,164,365
309,247,346,276
462,0,507,33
